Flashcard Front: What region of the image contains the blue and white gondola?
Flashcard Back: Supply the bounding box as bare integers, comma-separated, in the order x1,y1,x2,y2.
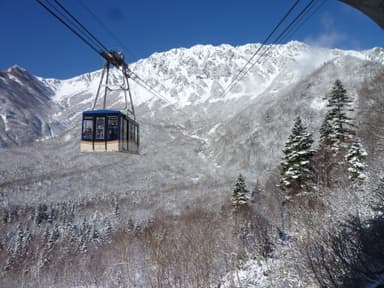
81,109,139,153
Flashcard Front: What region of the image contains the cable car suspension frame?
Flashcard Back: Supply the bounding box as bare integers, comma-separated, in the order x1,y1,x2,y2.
93,50,136,120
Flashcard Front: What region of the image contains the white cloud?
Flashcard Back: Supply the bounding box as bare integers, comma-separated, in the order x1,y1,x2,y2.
304,13,360,49
304,31,347,48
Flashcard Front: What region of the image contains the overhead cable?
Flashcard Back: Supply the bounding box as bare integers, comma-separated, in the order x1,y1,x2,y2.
280,0,328,44
36,0,105,55
53,0,110,53
242,0,318,73
222,0,323,98
221,0,302,98
78,0,138,61
36,0,177,111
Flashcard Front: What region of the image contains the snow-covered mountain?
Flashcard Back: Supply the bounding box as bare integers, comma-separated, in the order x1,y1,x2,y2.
0,65,63,148
47,41,383,106
1,41,384,209
2,41,384,288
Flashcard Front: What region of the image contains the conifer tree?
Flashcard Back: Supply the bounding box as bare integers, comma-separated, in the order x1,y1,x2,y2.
232,174,249,208
280,116,314,196
319,112,333,150
345,139,368,185
316,112,337,188
321,79,355,153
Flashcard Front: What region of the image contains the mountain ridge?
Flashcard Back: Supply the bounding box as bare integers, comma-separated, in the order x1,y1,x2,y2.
0,41,383,208
29,41,384,108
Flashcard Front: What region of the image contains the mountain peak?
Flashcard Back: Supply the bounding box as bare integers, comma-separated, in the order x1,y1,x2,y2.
47,41,384,112
6,64,27,74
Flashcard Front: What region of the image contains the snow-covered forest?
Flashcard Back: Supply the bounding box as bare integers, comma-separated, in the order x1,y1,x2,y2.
1,42,384,287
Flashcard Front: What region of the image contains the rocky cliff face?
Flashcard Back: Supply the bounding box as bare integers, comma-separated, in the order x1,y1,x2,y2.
0,65,62,148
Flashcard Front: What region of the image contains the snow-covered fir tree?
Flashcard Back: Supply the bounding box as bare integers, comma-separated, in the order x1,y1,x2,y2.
280,116,314,196
319,112,333,150
232,174,249,208
345,139,368,185
321,79,355,153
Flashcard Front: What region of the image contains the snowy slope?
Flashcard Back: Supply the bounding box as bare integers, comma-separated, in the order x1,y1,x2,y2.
0,41,383,209
48,41,382,112
2,41,384,288
0,65,62,148
45,41,383,135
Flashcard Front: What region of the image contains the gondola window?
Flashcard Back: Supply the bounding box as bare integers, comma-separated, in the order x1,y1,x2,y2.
82,118,93,141
95,117,105,139
107,116,119,140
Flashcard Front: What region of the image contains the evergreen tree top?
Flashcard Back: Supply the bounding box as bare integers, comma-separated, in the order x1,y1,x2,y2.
280,116,315,194
326,79,353,108
345,139,368,185
320,79,355,152
283,117,314,153
232,174,249,207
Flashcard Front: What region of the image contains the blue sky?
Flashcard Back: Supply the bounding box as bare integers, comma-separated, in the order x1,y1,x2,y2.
0,0,382,79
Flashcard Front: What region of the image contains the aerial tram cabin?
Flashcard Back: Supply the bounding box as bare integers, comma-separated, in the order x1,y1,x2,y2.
80,50,139,153
81,109,139,153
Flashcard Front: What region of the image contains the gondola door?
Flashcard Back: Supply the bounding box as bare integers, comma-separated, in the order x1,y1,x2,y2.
94,116,106,151
82,115,94,151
